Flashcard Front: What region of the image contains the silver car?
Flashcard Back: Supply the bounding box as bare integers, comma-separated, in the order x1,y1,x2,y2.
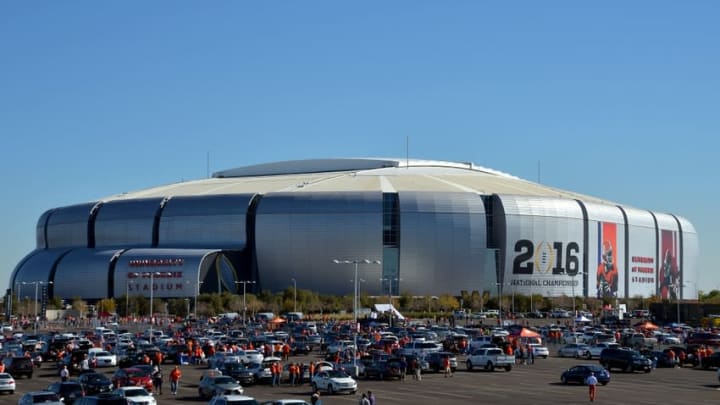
557,343,589,358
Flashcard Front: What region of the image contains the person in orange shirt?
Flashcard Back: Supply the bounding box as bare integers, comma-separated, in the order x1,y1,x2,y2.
169,365,182,395
0,362,5,373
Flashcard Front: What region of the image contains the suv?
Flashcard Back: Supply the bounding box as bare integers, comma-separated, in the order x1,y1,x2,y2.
73,393,128,405
2,356,34,378
424,351,458,373
599,348,652,373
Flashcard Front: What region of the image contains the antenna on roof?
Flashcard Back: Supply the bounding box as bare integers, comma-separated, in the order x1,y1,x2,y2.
406,136,409,169
537,160,541,183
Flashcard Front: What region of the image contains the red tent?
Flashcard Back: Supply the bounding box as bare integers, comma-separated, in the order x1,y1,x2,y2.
519,328,541,338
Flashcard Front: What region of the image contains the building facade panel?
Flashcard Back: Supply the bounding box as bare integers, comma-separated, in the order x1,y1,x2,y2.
94,198,163,247
498,195,585,297
52,249,121,301
623,207,657,298
36,209,53,249
158,194,252,248
398,191,487,296
255,192,383,295
46,203,96,248
11,249,69,296
655,212,681,299
675,215,699,299
584,203,627,299
114,248,221,299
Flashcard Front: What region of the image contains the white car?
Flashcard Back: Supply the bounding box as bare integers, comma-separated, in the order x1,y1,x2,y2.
209,394,259,405
528,344,549,359
558,343,589,358
236,349,264,364
0,372,16,394
112,386,157,405
311,370,357,395
89,350,117,367
585,343,621,359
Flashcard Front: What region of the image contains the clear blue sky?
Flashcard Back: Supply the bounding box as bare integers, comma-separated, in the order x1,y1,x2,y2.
1,2,718,294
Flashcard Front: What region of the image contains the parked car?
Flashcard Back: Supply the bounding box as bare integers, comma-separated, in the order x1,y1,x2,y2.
198,375,244,399
73,393,129,405
558,344,589,358
561,364,610,385
78,372,114,395
311,370,357,395
111,386,157,405
424,352,458,373
528,343,549,359
585,343,621,359
363,359,403,380
209,395,260,405
111,367,154,391
0,372,16,394
3,356,34,378
89,351,117,368
17,391,63,405
46,381,85,405
599,348,652,373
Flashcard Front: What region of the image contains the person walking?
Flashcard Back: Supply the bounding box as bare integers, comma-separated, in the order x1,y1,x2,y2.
368,390,376,405
443,355,452,377
60,365,69,382
169,365,182,395
359,393,371,405
585,371,598,402
311,389,322,405
152,365,163,395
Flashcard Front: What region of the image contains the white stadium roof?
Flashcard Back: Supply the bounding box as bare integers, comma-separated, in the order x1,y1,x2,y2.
102,158,614,205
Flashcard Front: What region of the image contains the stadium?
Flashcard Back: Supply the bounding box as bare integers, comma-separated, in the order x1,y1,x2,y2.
8,158,699,308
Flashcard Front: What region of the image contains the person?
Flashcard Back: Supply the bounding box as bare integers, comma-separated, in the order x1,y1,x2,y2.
399,356,407,380
596,240,619,298
368,390,376,405
443,355,452,378
152,365,163,395
411,357,421,381
169,365,182,395
585,371,598,402
359,393,371,405
528,344,535,365
311,389,322,405
60,365,69,382
80,354,90,371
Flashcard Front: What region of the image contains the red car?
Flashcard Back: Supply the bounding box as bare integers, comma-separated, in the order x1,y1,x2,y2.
111,367,154,392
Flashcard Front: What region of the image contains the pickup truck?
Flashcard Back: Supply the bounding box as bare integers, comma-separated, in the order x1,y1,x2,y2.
465,347,515,372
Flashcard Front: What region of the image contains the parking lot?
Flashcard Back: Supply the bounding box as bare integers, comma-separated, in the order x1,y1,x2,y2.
8,343,720,405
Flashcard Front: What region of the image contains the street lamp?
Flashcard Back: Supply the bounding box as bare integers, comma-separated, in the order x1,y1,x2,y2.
235,281,256,325
495,282,504,327
23,280,52,335
671,282,691,324
380,277,401,328
184,298,190,318
127,273,139,318
291,278,297,313
568,271,585,318
195,281,203,320
137,271,172,343
333,259,382,375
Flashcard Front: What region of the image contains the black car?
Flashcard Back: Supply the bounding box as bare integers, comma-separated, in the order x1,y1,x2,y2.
363,359,403,380
47,381,86,405
2,356,34,378
77,372,114,395
561,364,610,385
290,341,312,356
599,348,652,373
220,362,255,385
424,352,458,373
160,345,189,365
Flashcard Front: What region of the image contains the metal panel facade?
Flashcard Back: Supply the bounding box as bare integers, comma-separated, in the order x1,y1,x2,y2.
676,215,699,299
114,248,221,299
655,213,681,299
46,203,95,248
94,198,163,247
53,249,121,300
584,203,626,299
399,191,487,295
624,207,657,297
36,209,53,249
11,249,69,294
255,192,383,295
499,195,584,297
159,194,252,248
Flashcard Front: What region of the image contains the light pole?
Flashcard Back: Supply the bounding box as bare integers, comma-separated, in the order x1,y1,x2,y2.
495,282,504,327
126,273,139,318
23,281,52,335
140,271,172,343
235,281,256,325
568,271,585,318
195,281,203,320
380,277,401,327
291,278,297,313
333,259,382,375
184,298,190,318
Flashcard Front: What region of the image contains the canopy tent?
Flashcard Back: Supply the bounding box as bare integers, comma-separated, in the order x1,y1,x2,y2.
574,315,591,323
374,304,405,320
270,317,287,324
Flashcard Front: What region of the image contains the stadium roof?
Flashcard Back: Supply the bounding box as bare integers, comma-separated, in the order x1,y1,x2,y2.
102,158,614,205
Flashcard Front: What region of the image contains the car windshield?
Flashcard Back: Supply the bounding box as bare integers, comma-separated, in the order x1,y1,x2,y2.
33,393,61,402
327,370,349,378
128,369,146,378
226,401,259,405
215,376,236,384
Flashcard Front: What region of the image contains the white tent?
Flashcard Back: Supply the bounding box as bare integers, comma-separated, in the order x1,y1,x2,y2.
575,315,591,323
374,304,405,320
